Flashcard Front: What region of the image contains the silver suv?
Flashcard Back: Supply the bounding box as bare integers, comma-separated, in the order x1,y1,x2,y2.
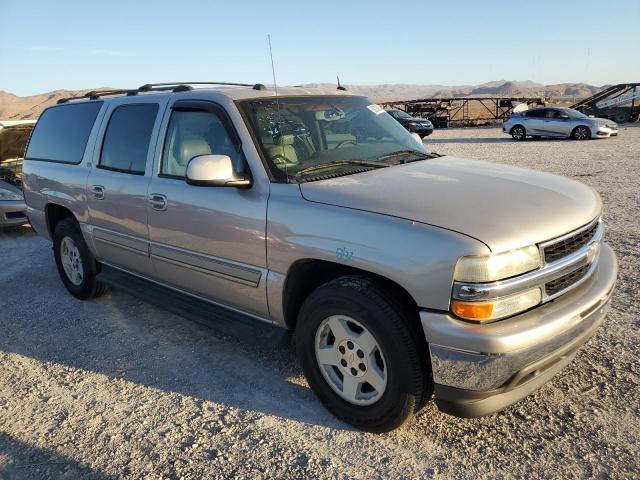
503,107,618,140
23,83,617,432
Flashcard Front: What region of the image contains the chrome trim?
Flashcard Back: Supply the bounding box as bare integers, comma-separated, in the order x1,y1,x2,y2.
92,226,150,256
453,221,603,302
150,242,262,287
539,217,600,250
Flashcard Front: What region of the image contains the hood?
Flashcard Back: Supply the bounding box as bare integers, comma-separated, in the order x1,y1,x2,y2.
591,117,616,126
299,156,601,252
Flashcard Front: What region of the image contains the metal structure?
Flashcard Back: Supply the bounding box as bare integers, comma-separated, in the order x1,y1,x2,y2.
571,83,640,123
380,96,548,127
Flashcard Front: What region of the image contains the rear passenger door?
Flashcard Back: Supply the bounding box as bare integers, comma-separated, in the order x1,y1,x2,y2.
86,98,166,277
146,100,269,317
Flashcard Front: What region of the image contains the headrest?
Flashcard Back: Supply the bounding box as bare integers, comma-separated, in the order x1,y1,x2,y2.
180,139,212,165
275,134,295,146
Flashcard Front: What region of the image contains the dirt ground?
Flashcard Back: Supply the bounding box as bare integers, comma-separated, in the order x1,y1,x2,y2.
1,126,638,479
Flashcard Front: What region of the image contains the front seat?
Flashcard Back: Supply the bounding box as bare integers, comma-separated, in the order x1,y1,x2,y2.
169,138,212,176
267,134,299,167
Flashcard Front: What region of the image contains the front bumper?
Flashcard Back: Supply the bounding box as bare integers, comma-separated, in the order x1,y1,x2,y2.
592,125,618,138
0,200,28,227
421,242,617,417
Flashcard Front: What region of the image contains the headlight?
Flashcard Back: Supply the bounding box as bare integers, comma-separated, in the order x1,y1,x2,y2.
451,287,542,322
453,245,541,283
0,188,23,201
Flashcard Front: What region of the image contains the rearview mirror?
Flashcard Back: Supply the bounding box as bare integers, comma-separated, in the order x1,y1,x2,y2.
185,155,251,188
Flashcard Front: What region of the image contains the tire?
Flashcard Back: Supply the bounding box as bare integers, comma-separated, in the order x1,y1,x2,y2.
571,125,591,140
612,113,630,124
296,275,431,432
53,218,109,300
511,125,526,141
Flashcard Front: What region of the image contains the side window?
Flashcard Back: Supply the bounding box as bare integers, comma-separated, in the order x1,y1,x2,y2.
546,110,559,119
161,109,241,178
99,104,159,174
526,109,545,118
25,101,103,163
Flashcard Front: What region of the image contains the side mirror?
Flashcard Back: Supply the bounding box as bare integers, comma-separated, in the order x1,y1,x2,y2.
185,155,251,188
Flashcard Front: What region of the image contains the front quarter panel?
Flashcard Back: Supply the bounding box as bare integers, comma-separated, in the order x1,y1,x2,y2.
266,183,490,323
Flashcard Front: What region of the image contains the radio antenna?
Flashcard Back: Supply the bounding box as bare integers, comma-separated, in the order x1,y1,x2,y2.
268,34,280,106
267,34,287,179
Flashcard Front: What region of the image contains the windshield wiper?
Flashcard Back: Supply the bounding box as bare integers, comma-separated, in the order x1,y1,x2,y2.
297,160,388,176
376,149,431,164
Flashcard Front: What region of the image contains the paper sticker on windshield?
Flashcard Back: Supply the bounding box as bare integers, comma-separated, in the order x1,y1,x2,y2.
367,104,385,115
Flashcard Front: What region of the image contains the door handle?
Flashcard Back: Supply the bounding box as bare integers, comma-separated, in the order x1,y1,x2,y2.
91,185,105,200
148,193,168,211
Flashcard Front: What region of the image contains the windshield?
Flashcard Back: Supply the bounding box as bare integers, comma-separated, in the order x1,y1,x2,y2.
391,110,413,120
239,96,429,182
558,108,587,119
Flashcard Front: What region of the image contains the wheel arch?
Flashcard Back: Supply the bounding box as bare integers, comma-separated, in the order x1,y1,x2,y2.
282,258,420,332
45,203,77,237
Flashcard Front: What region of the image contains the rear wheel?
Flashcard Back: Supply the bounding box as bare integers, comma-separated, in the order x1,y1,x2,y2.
612,113,630,124
296,276,430,432
571,125,591,140
53,218,109,300
511,125,526,141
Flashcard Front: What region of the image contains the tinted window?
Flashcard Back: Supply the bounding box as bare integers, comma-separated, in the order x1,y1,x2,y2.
161,109,241,177
546,109,560,118
525,109,546,118
25,102,103,163
100,104,159,174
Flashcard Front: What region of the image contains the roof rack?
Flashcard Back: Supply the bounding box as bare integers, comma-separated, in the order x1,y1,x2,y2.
57,81,267,104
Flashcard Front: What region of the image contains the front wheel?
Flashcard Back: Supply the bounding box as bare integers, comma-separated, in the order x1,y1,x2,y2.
296,276,431,432
53,218,109,300
571,125,591,140
511,125,526,141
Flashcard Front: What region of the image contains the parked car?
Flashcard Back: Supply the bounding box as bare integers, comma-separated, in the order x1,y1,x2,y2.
503,107,618,141
0,121,33,227
0,179,27,227
385,109,433,137
23,83,617,432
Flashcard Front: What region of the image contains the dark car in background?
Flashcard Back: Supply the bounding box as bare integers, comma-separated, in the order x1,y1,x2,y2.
386,109,433,138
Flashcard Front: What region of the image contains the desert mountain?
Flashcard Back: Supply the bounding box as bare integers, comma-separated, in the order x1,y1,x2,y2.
0,81,603,120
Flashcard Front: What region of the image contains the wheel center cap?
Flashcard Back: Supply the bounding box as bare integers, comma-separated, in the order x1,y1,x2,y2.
337,339,367,377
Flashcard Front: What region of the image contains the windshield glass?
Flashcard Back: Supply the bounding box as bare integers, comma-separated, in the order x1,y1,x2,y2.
239,96,429,182
391,110,413,120
558,108,587,119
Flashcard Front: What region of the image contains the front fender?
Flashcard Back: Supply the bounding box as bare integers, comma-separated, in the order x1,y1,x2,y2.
266,184,489,314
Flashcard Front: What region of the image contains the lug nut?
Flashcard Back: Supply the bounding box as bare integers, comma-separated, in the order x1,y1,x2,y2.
356,350,364,358
350,368,358,376
338,345,345,354
347,341,354,350
359,363,366,371
341,359,347,367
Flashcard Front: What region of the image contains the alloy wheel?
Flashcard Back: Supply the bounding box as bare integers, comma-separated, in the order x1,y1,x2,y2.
314,315,387,405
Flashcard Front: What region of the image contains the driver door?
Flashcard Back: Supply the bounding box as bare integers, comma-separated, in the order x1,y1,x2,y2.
146,100,270,317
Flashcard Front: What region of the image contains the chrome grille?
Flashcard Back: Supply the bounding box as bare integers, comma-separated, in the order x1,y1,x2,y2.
544,264,590,297
542,221,599,264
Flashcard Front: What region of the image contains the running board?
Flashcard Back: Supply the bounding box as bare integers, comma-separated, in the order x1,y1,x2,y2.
98,265,291,347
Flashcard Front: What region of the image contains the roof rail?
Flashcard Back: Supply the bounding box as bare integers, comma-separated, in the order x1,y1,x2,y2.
138,82,267,91
57,89,139,104
56,81,267,105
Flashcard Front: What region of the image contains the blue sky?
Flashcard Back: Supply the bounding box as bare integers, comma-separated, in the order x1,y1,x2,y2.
1,0,638,96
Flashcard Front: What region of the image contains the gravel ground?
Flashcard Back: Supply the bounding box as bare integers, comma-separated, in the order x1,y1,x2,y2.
1,126,639,479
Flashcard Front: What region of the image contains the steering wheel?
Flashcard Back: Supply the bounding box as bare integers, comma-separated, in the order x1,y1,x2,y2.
334,139,358,149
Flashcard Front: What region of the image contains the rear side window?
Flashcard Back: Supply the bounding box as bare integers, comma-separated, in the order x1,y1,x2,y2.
25,102,103,163
525,110,545,118
99,104,159,174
